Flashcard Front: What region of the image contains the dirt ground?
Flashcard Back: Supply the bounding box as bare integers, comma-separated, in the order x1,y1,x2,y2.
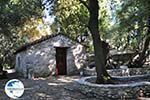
0,75,99,100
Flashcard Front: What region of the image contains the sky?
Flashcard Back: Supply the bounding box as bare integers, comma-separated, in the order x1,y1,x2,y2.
42,0,55,24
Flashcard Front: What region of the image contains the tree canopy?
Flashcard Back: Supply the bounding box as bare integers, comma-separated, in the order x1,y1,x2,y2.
0,0,44,68
0,0,149,83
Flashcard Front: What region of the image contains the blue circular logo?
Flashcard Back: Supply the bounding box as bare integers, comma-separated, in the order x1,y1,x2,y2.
5,79,24,99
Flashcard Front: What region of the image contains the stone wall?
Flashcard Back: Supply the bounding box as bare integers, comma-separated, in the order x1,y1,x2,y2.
83,67,150,76
15,34,87,78
108,67,150,76
79,68,150,99
78,76,150,99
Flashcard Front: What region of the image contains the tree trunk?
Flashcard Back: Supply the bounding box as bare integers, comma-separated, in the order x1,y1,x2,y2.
0,59,7,79
0,59,3,72
130,17,150,67
137,33,150,66
88,0,111,83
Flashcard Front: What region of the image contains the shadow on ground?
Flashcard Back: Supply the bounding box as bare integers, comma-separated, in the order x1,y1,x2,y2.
0,73,99,100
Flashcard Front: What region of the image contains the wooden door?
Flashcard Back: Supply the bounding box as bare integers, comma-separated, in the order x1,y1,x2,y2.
56,47,67,75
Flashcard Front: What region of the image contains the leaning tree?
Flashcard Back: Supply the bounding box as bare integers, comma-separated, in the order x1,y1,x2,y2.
45,0,112,83
79,0,111,83
113,0,150,67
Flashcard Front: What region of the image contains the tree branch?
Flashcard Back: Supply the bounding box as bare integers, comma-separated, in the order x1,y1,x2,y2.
79,0,89,11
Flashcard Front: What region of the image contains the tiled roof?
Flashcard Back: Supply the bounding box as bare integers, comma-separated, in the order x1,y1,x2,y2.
14,33,86,54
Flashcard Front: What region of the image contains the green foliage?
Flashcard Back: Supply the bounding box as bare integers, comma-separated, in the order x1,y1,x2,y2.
19,0,150,69
52,0,113,38
99,0,112,39
109,0,150,50
0,0,43,68
52,0,89,38
50,0,112,53
1,0,149,68
0,0,42,36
